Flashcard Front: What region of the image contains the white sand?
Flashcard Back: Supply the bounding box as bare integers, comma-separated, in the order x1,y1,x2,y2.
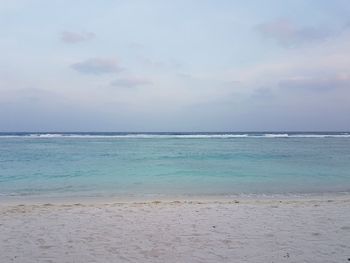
1,196,350,263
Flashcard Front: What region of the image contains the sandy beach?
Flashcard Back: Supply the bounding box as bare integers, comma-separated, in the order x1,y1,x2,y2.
1,195,349,263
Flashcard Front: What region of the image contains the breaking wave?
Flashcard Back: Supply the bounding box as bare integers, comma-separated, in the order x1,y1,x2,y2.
0,133,349,138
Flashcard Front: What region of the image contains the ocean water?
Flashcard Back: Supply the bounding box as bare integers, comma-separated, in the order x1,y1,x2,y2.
0,132,350,200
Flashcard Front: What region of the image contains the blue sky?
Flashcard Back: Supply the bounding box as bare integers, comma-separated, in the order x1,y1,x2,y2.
0,0,350,131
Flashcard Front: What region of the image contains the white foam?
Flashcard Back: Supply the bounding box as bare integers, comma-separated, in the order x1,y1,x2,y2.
0,133,349,138
263,133,289,138
289,134,350,138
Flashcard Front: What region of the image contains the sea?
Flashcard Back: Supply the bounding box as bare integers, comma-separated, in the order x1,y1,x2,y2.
0,132,350,201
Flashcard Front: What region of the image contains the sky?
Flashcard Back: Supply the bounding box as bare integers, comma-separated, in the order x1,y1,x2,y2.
0,0,350,132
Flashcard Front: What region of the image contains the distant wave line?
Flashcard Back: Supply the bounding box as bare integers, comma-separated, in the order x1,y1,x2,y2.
0,133,349,138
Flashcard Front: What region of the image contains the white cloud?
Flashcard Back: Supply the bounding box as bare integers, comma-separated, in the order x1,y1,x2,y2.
224,29,350,92
71,58,123,75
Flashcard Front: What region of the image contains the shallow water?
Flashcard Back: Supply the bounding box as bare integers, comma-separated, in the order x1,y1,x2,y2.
0,132,350,199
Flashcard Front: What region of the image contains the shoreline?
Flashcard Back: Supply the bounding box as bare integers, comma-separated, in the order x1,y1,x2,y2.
1,191,350,206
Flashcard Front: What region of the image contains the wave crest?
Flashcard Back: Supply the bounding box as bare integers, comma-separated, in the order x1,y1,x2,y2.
0,133,349,138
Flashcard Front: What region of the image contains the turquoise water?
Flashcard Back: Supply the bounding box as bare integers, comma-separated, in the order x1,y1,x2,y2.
0,133,350,199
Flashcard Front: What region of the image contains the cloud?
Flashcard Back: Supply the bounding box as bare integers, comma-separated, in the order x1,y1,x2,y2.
61,31,95,43
0,87,115,132
111,77,152,88
219,28,350,125
279,74,350,92
224,28,350,86
71,58,123,75
255,19,331,46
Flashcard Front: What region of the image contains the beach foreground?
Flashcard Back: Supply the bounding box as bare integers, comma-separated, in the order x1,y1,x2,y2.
1,196,350,263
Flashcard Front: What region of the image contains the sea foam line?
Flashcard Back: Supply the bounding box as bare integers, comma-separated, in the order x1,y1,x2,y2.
0,133,349,138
